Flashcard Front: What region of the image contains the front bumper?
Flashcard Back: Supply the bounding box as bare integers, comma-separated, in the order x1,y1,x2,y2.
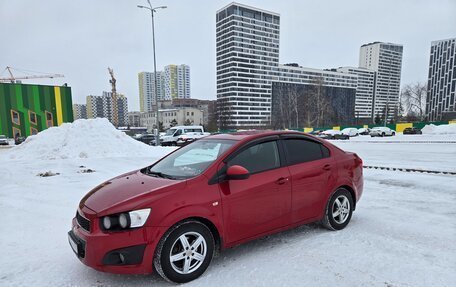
69,209,168,275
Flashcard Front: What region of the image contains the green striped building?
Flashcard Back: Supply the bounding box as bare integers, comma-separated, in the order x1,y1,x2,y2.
0,83,73,138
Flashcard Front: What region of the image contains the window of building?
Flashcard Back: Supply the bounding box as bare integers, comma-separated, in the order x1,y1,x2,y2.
11,110,20,125
191,112,194,116
228,141,280,174
12,127,21,138
29,111,37,125
45,111,54,127
30,127,38,135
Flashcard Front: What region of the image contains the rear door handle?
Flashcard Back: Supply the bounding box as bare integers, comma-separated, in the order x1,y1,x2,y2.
276,177,289,185
323,164,331,171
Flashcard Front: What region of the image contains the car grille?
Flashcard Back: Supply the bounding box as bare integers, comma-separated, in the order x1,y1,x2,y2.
76,211,91,232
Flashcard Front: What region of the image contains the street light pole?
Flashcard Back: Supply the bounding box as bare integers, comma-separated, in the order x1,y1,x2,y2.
138,1,166,145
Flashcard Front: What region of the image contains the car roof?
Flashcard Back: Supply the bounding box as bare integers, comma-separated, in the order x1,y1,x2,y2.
204,130,309,141
170,126,203,129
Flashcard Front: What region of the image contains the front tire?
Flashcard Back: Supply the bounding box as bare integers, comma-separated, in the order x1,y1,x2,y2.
322,188,354,231
154,220,215,283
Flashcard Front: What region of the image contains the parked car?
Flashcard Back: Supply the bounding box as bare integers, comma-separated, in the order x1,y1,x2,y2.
14,136,26,145
0,135,8,146
341,128,359,137
161,126,210,146
133,134,156,145
357,128,371,135
317,130,350,140
308,130,324,135
68,131,364,283
369,127,396,137
403,127,422,135
176,134,203,146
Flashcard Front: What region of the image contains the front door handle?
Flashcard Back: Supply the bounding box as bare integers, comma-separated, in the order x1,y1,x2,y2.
323,164,331,171
276,177,289,185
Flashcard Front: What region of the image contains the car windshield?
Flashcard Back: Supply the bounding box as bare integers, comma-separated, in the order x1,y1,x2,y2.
145,139,236,179
165,128,177,136
0,135,5,139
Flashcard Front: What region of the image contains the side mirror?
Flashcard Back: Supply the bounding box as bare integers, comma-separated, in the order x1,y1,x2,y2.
226,165,250,180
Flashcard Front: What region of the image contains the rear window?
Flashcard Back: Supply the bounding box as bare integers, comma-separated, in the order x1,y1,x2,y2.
283,139,328,165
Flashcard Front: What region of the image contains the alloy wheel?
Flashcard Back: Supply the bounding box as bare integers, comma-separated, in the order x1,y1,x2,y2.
332,195,350,224
169,232,207,274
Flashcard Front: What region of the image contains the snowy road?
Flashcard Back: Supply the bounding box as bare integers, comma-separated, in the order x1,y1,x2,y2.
1,138,455,287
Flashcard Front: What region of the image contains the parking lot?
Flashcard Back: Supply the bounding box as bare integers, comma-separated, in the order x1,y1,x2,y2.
1,131,455,286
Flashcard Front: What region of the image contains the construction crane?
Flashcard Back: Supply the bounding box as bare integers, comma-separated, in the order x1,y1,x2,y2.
0,66,64,83
108,67,119,127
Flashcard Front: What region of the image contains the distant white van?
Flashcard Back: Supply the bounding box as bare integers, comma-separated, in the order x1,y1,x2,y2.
160,126,209,146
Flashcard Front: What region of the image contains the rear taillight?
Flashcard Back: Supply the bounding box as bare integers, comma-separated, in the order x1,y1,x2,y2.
354,153,363,165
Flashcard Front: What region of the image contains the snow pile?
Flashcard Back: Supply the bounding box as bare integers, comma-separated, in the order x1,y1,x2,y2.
4,118,172,160
421,123,456,135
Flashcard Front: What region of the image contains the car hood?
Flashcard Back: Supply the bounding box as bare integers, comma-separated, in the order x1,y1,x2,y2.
80,169,184,214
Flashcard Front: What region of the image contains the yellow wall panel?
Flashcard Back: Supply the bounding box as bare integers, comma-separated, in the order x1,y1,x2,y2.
54,87,63,125
304,127,313,133
396,123,413,132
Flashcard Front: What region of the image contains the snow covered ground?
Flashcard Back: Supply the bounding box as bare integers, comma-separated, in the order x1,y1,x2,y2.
331,134,456,172
1,120,455,286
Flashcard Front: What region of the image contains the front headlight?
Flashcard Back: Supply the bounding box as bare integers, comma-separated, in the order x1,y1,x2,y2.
101,208,151,231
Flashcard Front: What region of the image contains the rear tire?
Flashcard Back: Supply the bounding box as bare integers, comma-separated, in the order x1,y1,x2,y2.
154,220,215,283
322,188,354,231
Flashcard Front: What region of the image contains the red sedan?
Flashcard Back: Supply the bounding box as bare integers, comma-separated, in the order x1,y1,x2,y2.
68,131,363,283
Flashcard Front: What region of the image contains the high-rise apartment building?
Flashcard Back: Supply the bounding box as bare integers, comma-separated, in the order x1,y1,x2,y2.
115,93,129,127
86,92,128,126
177,64,191,99
164,64,191,100
359,42,403,120
336,67,376,120
164,65,177,99
86,95,105,119
73,104,87,120
216,4,402,128
139,65,190,111
426,38,456,121
138,71,164,112
216,3,280,127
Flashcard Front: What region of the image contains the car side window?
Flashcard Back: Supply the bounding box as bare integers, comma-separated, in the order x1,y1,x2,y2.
283,139,327,165
174,129,182,136
228,141,280,174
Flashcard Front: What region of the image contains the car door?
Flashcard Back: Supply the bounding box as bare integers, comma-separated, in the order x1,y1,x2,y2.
281,136,334,223
218,139,292,244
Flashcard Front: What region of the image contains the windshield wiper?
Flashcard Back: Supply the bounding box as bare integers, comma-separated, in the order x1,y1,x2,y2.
147,170,178,180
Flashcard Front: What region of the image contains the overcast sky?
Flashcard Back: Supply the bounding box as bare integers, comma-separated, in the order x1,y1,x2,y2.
1,0,455,111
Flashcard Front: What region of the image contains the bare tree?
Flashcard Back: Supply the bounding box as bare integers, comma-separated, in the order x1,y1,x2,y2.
308,76,331,127
289,85,299,129
400,82,427,121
